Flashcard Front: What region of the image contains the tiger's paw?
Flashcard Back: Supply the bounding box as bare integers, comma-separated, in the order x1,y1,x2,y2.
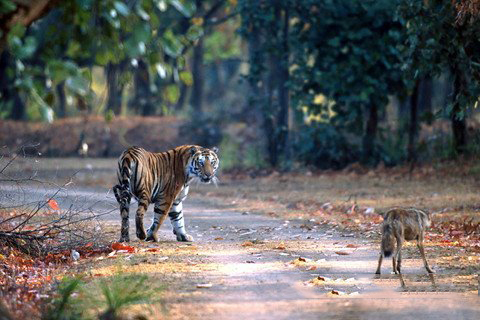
136,229,147,240
176,233,194,242
119,236,130,243
145,231,158,242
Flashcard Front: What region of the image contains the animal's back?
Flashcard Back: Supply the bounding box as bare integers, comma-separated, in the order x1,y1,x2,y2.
116,146,153,198
383,207,429,241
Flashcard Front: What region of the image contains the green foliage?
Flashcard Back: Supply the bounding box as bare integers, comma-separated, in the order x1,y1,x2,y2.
289,0,405,132
1,0,209,120
204,26,241,63
42,277,84,320
218,135,267,170
399,0,480,113
239,0,407,167
179,113,223,148
0,0,16,15
98,274,151,319
294,123,360,169
42,274,158,320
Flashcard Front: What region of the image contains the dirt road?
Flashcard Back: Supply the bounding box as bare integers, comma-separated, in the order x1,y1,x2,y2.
1,159,478,319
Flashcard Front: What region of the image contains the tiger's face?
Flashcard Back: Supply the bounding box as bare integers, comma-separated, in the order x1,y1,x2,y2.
189,147,219,184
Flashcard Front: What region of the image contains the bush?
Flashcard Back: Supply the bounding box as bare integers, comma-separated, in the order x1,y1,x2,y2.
293,123,361,169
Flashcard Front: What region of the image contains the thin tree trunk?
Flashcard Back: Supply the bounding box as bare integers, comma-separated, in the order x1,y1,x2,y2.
131,59,155,116
105,62,124,115
56,81,66,118
277,6,290,165
190,37,204,115
362,103,378,165
407,80,420,164
0,51,25,120
265,53,277,167
418,76,432,115
175,82,189,110
451,66,467,154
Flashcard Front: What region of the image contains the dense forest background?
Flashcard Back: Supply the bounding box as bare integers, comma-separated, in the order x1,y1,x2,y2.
1,0,480,170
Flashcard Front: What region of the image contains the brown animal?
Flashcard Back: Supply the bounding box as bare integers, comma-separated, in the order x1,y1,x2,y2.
376,207,434,275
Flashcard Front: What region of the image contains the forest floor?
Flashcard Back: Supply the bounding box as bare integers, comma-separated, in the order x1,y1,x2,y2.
0,158,479,319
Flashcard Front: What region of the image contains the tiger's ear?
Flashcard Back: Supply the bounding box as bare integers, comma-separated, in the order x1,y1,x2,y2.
189,146,198,155
212,146,219,154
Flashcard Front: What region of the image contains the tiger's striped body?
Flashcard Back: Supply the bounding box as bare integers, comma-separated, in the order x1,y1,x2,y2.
113,145,219,242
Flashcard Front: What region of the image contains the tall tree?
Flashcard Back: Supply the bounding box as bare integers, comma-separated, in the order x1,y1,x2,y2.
401,0,480,155
239,0,292,167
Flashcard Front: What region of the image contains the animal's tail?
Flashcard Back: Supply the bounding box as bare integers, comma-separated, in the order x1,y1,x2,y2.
381,224,395,257
113,156,133,205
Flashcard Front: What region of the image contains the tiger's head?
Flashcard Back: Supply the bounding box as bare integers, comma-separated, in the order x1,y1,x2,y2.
188,146,219,184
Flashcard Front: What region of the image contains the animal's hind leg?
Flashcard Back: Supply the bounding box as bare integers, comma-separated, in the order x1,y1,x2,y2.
119,202,131,242
418,237,434,273
395,238,403,274
146,201,169,242
113,185,131,242
135,197,149,240
375,253,383,274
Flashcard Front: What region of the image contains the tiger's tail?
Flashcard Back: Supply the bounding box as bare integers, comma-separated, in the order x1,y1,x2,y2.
113,156,133,205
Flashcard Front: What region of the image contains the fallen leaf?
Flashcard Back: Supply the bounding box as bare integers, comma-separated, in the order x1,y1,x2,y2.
346,244,359,248
329,290,340,295
298,257,307,262
146,248,158,252
196,283,212,288
335,251,350,255
47,199,60,211
246,260,255,263
242,241,254,247
274,242,286,250
317,276,326,281
111,242,135,253
307,266,317,271
214,237,224,241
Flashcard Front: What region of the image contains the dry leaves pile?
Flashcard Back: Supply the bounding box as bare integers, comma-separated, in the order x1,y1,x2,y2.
0,240,137,318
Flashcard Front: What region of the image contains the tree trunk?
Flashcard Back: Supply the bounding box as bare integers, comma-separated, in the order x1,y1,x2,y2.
451,67,467,154
0,51,25,120
175,82,189,111
190,37,204,115
105,62,124,116
265,54,278,167
418,76,432,115
276,6,290,165
407,80,420,164
56,81,66,118
362,103,378,165
131,59,155,116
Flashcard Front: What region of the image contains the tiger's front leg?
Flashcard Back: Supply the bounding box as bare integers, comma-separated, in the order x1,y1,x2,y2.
169,201,193,242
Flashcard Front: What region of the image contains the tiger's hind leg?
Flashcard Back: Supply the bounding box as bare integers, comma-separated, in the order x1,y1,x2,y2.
146,201,169,242
113,184,131,242
135,196,149,240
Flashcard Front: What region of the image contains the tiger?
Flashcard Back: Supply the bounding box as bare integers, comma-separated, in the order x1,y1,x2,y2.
112,145,219,243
